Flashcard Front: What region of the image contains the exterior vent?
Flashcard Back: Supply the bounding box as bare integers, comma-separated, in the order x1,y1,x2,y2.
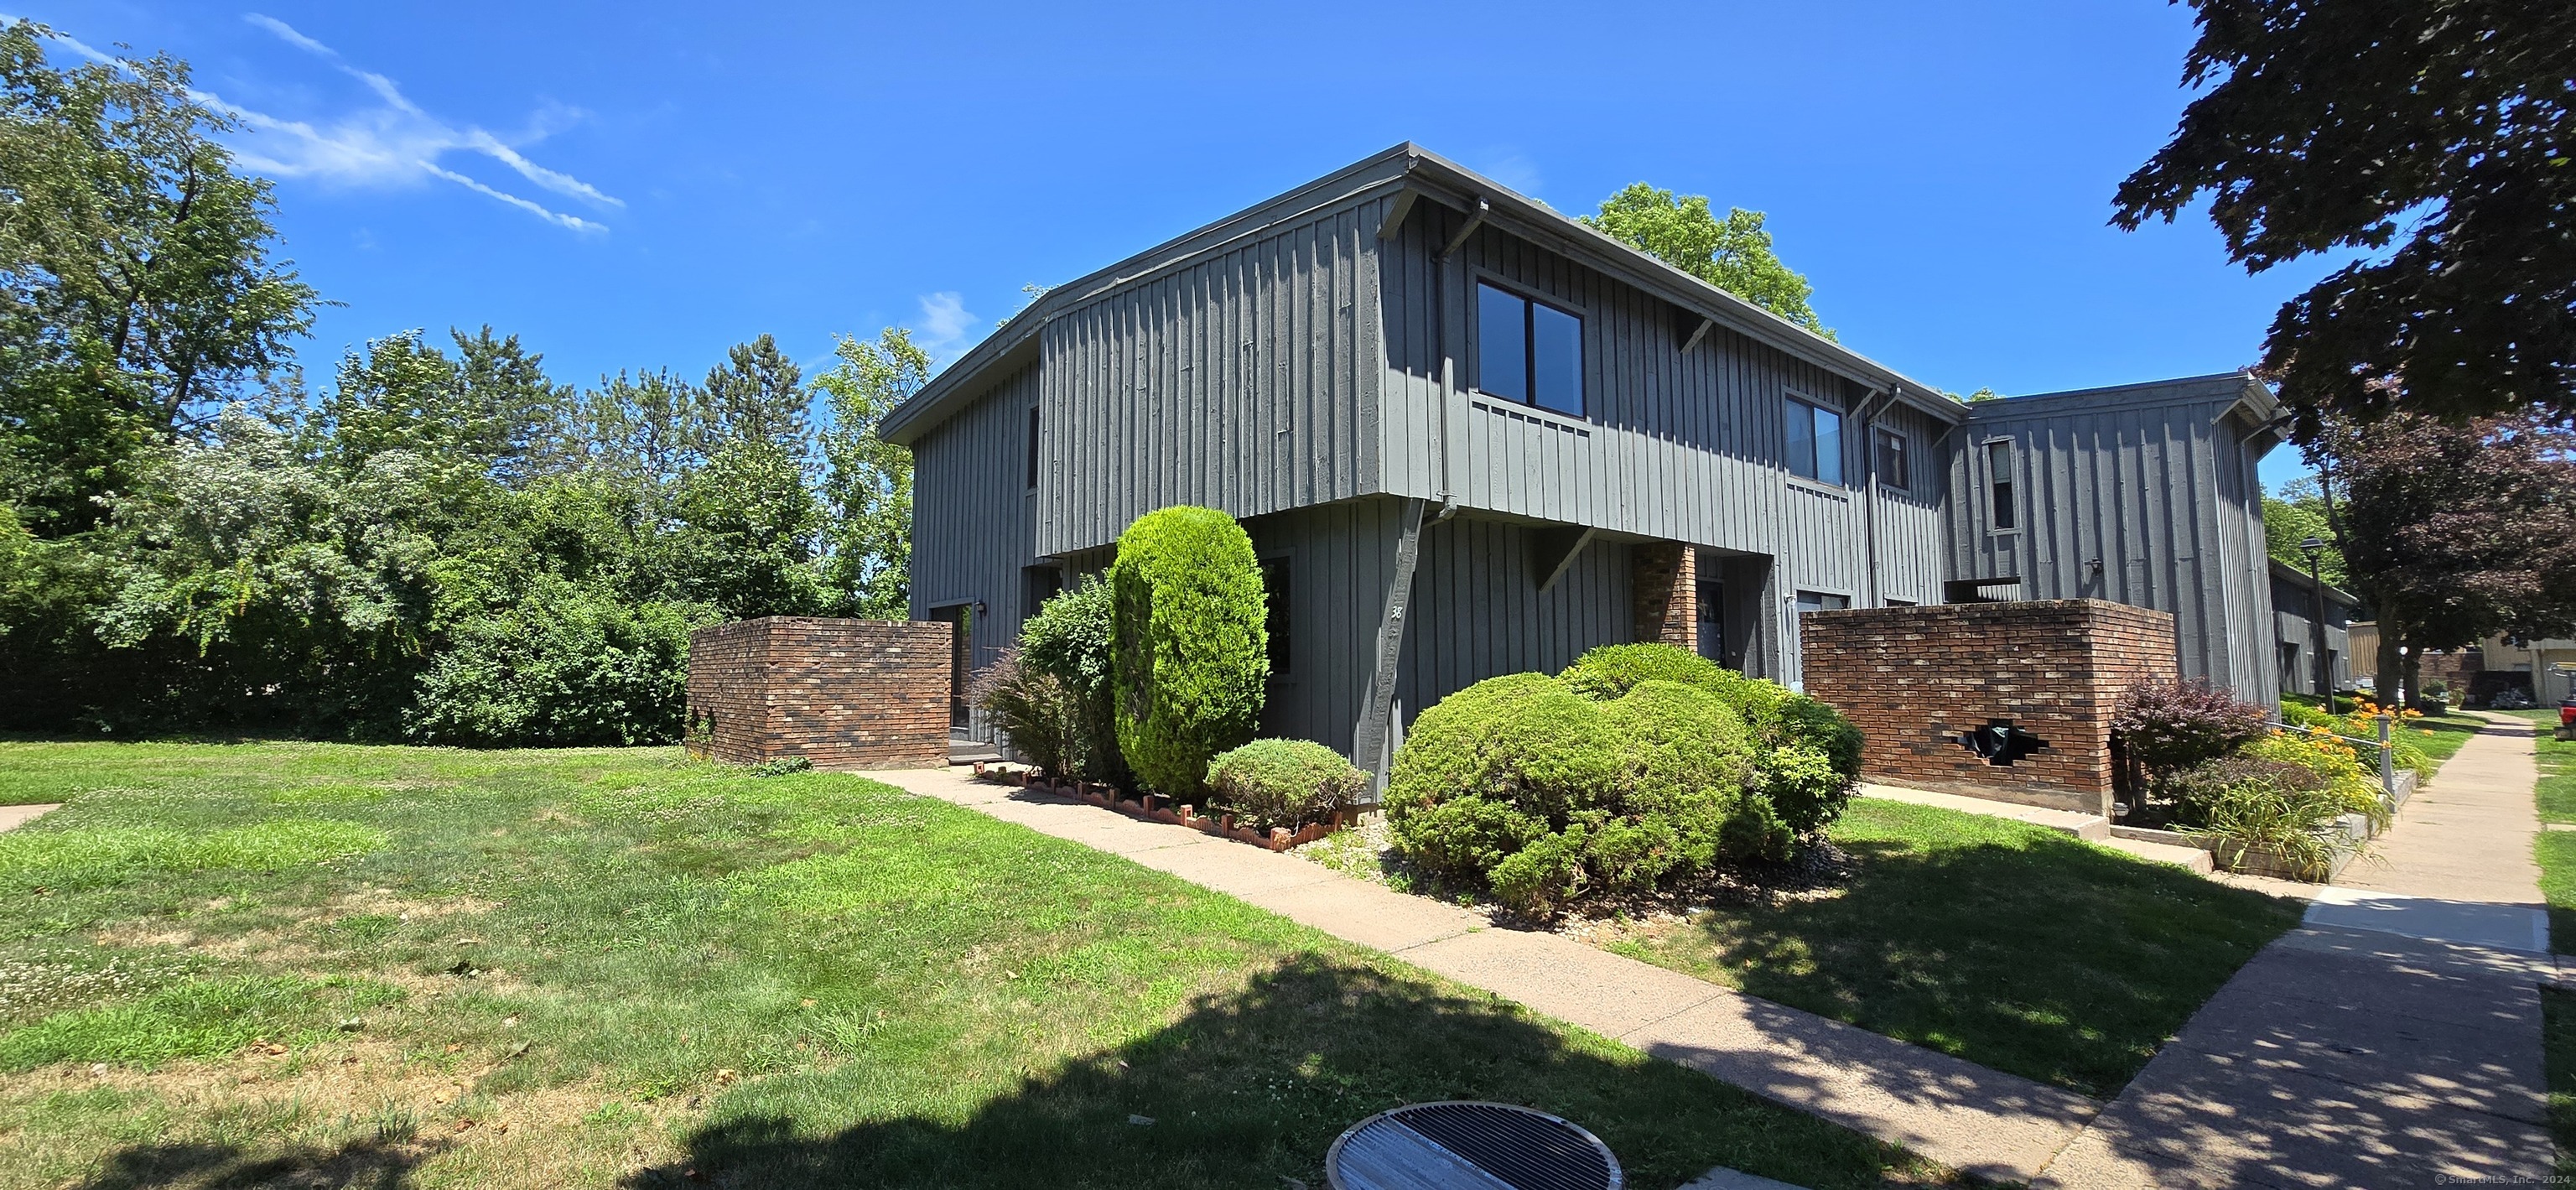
1327,1100,1622,1190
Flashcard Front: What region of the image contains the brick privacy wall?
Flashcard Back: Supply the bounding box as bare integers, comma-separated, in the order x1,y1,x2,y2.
1800,600,2179,815
1633,542,1696,650
685,617,952,770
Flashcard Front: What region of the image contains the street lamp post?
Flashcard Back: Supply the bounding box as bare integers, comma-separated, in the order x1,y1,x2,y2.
2301,535,2334,716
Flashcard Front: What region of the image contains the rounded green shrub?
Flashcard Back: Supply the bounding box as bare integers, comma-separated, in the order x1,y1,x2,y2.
1109,506,1269,798
1204,738,1368,830
1559,642,1861,833
1386,671,1784,915
1018,574,1127,786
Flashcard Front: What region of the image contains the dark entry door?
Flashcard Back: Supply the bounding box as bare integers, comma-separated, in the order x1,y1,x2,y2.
936,605,973,729
1696,580,1726,664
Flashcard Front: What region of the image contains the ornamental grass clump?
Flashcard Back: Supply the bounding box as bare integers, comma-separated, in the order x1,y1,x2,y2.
1203,739,1368,831
970,649,1087,781
1109,506,1268,799
1384,672,1780,916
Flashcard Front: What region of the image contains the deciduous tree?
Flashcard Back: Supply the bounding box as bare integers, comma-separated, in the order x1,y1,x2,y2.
0,20,317,531
2114,0,2576,431
1583,184,1832,339
816,328,923,619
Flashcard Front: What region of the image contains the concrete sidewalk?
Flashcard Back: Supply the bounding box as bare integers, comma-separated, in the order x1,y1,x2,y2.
0,803,58,832
871,766,2101,1183
2037,713,2555,1188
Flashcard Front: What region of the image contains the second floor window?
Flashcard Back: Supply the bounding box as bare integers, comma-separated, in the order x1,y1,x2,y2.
1478,282,1583,417
1873,428,1909,491
1784,398,1843,485
1987,439,2018,531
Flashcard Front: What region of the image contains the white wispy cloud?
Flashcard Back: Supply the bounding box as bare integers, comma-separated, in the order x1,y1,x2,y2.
910,292,982,363
18,13,619,233
221,13,620,231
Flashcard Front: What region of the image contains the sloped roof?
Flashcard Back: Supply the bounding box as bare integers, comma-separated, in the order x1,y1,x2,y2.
881,142,1964,445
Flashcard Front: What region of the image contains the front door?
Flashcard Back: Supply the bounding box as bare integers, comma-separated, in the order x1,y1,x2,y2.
936,605,973,730
1696,580,1726,665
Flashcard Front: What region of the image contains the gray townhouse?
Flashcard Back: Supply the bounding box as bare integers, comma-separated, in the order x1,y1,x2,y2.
880,143,2296,770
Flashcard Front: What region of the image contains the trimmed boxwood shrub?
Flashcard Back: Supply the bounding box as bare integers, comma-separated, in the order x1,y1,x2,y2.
1204,739,1368,830
1385,673,1777,915
1109,506,1268,798
1558,643,1861,833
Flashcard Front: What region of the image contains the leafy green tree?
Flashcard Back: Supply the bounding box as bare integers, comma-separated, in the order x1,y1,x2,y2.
668,439,826,618
319,328,572,486
699,333,812,457
1584,184,1831,339
0,20,317,531
816,328,924,618
2113,0,2576,429
2262,492,2346,587
2310,409,2576,704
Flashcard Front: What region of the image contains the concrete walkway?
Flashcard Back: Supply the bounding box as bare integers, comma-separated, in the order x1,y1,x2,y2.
871,767,2101,1183
2037,713,2555,1188
0,803,59,832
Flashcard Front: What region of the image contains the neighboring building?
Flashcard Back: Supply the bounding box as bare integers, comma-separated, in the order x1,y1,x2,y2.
885,143,2296,768
1939,374,2288,707
2487,637,2576,704
2267,558,2360,697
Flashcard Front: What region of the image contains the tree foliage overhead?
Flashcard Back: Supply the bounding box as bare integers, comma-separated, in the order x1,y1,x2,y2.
1583,184,1833,339
2262,486,2347,588
816,328,925,620
0,19,318,530
2113,0,2576,431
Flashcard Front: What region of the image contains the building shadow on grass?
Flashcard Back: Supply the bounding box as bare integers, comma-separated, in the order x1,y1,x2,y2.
1690,827,2308,1099
621,955,1929,1190
69,1137,441,1190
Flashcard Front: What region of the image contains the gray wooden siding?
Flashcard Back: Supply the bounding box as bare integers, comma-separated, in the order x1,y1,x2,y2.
1400,514,1635,730
1241,499,1402,756
1034,202,1383,557
908,362,1043,679
1943,381,2278,704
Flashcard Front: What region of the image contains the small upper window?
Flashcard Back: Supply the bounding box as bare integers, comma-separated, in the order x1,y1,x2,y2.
1784,398,1843,485
1873,428,1909,491
1026,407,1041,489
1478,283,1583,417
1794,591,1851,614
1986,439,2018,531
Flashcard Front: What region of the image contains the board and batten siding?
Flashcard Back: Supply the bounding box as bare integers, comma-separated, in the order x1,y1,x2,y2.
908,362,1043,680
1033,201,1384,558
1942,377,2280,705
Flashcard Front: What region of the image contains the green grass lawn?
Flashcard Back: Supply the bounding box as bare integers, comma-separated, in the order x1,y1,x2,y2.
2502,709,2576,954
0,741,1954,1190
2547,987,2576,1175
1596,799,2306,1100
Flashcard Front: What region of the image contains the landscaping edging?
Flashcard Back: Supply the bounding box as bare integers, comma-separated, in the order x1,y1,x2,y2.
971,763,1347,852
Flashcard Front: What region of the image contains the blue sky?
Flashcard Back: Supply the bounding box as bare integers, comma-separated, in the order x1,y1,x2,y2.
29,1,2325,489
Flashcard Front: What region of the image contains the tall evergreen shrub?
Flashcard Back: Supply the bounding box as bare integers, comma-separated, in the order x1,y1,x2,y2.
1109,506,1268,797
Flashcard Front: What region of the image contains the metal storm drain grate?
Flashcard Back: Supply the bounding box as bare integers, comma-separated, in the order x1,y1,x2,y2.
1326,1101,1623,1190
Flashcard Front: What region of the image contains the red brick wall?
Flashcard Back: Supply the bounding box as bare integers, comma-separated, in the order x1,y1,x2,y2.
1634,543,1696,650
1799,600,2179,815
685,617,952,770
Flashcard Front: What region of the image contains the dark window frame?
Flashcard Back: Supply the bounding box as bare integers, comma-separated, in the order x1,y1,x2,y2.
1258,554,1292,679
1873,426,1909,492
1025,406,1041,491
1984,438,2019,533
1474,279,1587,418
1784,395,1845,486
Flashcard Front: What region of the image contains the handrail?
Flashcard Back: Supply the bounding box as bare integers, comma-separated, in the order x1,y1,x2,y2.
2263,713,2401,802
